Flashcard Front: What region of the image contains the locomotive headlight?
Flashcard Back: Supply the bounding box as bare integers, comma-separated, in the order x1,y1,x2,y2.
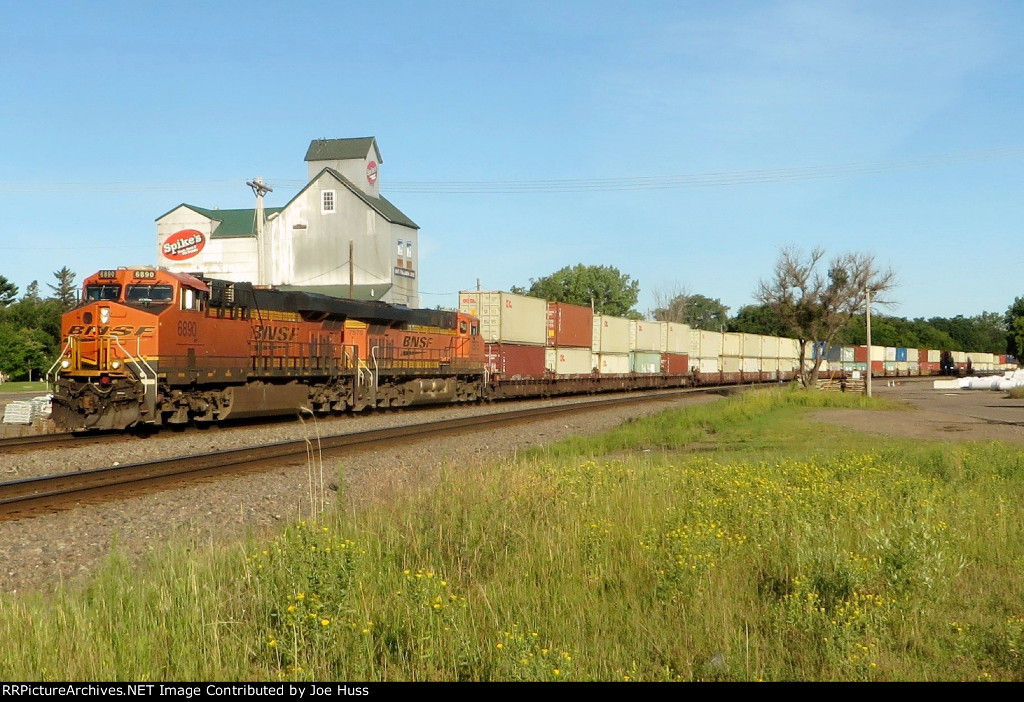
110,360,121,370
61,359,71,369
100,307,111,324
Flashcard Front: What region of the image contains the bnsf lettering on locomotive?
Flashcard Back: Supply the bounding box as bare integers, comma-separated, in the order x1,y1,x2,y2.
252,325,299,342
67,325,155,336
402,335,431,348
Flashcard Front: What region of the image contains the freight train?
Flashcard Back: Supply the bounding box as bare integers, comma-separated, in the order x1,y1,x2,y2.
47,267,1012,431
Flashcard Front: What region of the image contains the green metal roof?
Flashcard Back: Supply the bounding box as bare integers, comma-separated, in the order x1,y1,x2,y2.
322,168,417,229
304,137,381,164
171,205,283,239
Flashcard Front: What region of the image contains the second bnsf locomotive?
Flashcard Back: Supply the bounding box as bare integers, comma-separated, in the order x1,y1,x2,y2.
50,267,485,430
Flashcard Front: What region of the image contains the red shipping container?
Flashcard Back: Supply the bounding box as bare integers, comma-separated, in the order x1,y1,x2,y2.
485,343,546,379
661,353,689,374
546,302,593,348
871,360,883,373
853,345,868,363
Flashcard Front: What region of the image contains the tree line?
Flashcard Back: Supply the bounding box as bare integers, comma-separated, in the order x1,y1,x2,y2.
513,253,1023,386
0,268,76,381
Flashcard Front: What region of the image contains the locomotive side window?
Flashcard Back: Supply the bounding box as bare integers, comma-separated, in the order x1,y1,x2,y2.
460,321,468,334
85,284,121,301
471,323,478,336
182,288,195,311
126,284,174,303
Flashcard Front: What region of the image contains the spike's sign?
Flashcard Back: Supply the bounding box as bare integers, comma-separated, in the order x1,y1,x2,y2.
163,229,206,260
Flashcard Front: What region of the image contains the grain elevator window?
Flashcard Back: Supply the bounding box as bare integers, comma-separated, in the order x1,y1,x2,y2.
321,190,335,214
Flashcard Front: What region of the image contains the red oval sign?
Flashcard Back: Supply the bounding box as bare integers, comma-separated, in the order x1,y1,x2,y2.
162,229,206,260
366,161,378,185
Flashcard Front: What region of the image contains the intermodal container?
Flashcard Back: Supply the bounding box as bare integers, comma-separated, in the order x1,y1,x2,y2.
741,357,760,374
761,335,780,359
661,352,689,374
631,321,664,353
592,315,632,354
484,343,546,378
722,356,741,374
740,333,762,358
927,349,941,363
596,352,631,374
664,323,690,354
779,338,800,359
690,330,723,359
545,347,593,375
631,351,662,374
722,333,741,357
884,347,897,362
895,347,908,362
698,357,720,374
545,302,593,348
460,291,546,345
907,348,919,363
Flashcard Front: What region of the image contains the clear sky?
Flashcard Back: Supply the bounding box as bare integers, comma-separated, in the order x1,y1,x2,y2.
1,1,1021,320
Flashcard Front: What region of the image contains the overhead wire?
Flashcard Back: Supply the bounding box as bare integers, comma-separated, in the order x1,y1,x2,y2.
0,145,1021,195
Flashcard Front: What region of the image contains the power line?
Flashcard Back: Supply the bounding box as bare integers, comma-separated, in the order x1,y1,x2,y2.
0,145,1021,194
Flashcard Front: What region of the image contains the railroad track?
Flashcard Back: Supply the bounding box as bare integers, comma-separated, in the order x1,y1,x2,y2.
0,386,730,521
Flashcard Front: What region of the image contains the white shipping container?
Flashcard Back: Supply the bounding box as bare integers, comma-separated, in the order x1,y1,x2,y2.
953,351,967,363
592,315,632,354
761,335,780,359
596,353,631,374
722,333,741,357
741,333,762,358
545,347,593,375
870,346,885,362
907,348,920,362
664,323,690,354
896,361,909,373
884,347,897,362
459,291,546,345
630,320,664,352
699,330,724,358
698,357,720,374
779,338,800,359
741,357,760,373
722,356,741,373
762,358,779,372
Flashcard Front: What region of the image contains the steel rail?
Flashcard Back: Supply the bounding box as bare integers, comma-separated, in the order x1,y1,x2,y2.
0,386,726,521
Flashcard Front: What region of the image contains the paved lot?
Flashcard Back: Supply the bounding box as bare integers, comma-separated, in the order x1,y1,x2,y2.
813,376,1024,444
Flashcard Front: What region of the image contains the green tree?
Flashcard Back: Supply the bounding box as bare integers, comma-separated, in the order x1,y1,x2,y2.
1006,297,1024,358
728,304,787,336
512,264,641,318
23,281,41,302
653,293,729,330
0,276,18,308
757,246,897,386
48,266,77,310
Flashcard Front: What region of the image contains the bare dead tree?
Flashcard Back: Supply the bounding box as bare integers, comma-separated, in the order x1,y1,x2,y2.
756,246,897,387
651,284,691,323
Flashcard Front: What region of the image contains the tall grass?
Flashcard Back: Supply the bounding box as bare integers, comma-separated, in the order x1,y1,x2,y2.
2,388,1023,681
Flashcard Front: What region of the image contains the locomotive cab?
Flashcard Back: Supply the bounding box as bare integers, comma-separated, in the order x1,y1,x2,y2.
49,267,207,430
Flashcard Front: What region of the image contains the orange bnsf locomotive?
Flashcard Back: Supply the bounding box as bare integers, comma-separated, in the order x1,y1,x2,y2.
49,267,485,430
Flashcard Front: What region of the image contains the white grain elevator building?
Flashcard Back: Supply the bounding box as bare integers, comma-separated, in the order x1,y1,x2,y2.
155,137,420,305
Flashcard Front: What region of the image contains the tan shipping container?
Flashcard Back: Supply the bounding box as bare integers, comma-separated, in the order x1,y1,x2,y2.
459,291,546,345
664,323,691,354
545,347,593,375
631,320,664,352
592,315,632,354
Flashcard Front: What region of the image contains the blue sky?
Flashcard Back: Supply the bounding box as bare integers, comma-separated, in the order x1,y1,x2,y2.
1,1,1021,320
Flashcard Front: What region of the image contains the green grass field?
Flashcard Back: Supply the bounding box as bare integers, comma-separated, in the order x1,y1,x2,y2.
0,381,48,394
2,388,1023,681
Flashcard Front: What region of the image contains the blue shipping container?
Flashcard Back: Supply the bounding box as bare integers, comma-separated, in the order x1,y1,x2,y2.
895,347,908,362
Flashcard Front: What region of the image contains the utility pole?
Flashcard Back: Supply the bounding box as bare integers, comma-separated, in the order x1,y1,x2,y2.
865,288,873,398
247,178,273,284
